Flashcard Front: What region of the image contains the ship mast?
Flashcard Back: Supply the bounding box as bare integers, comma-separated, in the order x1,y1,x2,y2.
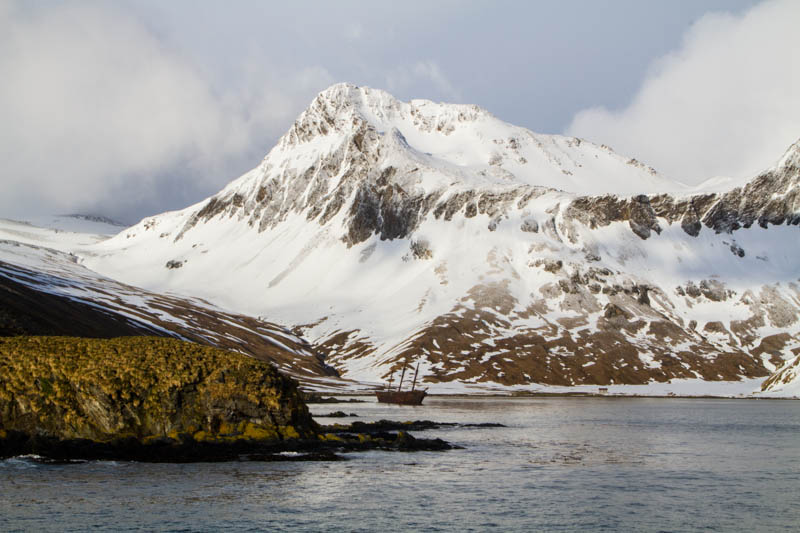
411,361,420,391
397,363,407,392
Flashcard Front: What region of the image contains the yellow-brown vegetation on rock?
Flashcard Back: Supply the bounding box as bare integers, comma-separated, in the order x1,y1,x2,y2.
0,336,316,443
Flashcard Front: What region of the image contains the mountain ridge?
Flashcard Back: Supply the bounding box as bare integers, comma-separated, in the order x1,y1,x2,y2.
74,84,800,392
172,83,688,242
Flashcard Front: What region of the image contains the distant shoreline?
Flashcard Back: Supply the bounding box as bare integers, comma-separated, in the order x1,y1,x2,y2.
308,391,799,401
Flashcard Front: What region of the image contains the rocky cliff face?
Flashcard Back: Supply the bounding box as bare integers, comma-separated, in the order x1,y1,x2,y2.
81,85,800,392
168,84,683,245
564,144,800,240
760,354,800,396
179,120,799,253
0,336,315,443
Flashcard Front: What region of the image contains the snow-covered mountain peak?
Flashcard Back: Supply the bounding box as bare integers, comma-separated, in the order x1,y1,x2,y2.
278,83,491,154
240,83,691,213
776,137,800,170
306,83,488,131
103,86,800,259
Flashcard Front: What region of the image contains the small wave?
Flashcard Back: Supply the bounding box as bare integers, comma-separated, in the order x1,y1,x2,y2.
1,455,46,468
1,454,89,466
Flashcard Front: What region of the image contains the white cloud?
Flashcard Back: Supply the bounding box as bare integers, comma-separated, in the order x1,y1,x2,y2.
385,60,461,102
566,0,800,183
0,2,332,221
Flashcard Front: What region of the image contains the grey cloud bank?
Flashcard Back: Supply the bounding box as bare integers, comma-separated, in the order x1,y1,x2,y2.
567,0,800,184
3,0,793,223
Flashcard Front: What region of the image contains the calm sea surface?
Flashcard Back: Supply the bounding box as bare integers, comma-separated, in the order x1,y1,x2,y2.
1,397,798,532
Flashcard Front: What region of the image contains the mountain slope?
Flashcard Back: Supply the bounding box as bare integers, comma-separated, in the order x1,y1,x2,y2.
761,354,800,397
82,84,800,391
0,225,341,388
0,272,159,338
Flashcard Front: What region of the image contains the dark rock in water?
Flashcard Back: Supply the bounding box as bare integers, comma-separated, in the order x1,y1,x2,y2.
0,430,343,462
0,428,453,462
320,411,359,418
320,419,506,434
302,393,366,404
349,420,443,433
393,431,453,452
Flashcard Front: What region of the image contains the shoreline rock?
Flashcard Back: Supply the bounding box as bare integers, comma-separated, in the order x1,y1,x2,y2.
0,427,454,462
0,336,314,444
0,336,456,461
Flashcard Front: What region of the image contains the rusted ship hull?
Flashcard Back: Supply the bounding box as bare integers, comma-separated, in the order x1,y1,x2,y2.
375,390,427,405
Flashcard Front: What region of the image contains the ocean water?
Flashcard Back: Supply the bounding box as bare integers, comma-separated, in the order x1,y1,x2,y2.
1,397,798,532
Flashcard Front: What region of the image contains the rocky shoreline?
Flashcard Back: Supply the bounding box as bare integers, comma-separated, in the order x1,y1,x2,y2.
0,421,456,462
0,336,457,462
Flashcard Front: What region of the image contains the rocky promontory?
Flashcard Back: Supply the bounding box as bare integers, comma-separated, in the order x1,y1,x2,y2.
0,336,314,457
0,336,453,461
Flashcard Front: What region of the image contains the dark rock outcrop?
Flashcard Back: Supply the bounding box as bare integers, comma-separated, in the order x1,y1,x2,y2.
0,336,314,444
563,154,799,240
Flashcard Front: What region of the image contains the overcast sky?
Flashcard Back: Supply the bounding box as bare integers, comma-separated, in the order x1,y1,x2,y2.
1,0,797,223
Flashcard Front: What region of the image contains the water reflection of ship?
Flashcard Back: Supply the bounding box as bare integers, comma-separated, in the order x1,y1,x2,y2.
375,361,427,405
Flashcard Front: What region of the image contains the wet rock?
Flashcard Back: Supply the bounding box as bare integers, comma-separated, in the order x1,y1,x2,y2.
301,393,366,404
320,419,505,434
